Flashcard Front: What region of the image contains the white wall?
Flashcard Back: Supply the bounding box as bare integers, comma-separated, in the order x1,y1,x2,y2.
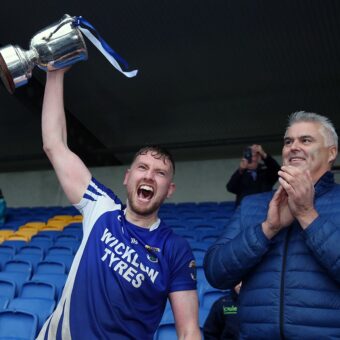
1,154,339,208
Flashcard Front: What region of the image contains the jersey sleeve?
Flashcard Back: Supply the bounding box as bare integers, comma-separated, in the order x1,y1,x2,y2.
73,177,122,235
167,235,197,293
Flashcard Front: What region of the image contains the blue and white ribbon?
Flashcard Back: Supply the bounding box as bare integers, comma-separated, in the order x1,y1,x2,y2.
73,16,138,78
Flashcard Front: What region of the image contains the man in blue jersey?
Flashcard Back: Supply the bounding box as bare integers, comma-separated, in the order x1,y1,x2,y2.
37,68,200,340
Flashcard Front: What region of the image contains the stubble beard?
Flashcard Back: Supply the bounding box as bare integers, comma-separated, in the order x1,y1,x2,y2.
127,191,163,217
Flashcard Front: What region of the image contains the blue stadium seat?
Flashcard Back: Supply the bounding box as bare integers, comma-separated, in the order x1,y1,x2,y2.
190,242,209,251
155,322,177,340
199,306,211,328
32,261,67,300
36,261,66,274
0,244,17,256
167,223,188,231
0,252,12,270
31,273,67,301
14,253,43,272
0,296,9,310
196,266,207,285
0,309,38,340
44,254,74,273
191,223,219,231
47,246,73,256
8,297,55,330
61,227,83,240
18,245,44,257
200,234,219,244
200,287,229,310
2,240,27,251
54,235,80,253
29,234,54,252
21,281,56,301
0,279,16,299
0,260,32,294
159,306,174,325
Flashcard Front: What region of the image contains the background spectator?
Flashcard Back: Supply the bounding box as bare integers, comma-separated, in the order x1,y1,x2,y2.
226,144,280,206
203,283,241,340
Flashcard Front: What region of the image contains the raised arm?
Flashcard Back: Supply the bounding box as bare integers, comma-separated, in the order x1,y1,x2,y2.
42,70,91,204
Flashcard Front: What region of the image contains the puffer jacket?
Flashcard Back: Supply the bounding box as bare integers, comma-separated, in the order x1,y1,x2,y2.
204,171,340,339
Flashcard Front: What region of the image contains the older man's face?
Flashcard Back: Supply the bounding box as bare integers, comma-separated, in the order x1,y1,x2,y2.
282,121,337,182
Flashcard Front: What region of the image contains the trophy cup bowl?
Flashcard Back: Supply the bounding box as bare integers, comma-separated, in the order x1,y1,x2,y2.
0,14,88,94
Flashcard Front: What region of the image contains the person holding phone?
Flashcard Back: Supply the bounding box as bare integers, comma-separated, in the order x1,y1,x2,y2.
226,144,280,206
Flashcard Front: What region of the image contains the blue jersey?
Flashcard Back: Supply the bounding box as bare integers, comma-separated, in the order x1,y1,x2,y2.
37,178,196,340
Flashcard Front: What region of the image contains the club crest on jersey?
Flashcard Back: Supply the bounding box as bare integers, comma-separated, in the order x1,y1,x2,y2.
145,245,160,253
189,260,197,281
145,245,160,263
147,253,158,263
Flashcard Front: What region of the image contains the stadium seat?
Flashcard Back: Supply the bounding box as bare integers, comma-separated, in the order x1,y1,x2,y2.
0,244,16,256
0,279,16,299
36,261,66,274
21,281,56,301
32,261,67,300
18,245,44,256
23,222,46,230
7,233,31,242
30,234,54,251
62,226,83,240
0,309,38,340
0,230,14,240
47,246,73,256
200,287,229,309
54,235,80,253
8,297,55,330
0,252,12,270
199,306,211,328
155,322,177,340
0,296,9,310
44,254,74,272
2,240,28,251
31,273,67,301
201,234,219,243
3,259,33,275
0,260,32,294
14,253,43,272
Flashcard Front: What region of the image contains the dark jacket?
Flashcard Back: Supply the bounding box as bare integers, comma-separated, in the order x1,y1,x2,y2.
205,172,340,339
203,290,239,340
226,155,280,206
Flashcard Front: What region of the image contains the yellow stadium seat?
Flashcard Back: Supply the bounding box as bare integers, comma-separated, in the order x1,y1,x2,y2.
50,215,74,221
17,229,38,238
0,230,15,239
19,225,40,232
42,225,64,231
7,233,31,242
71,215,83,221
24,222,46,230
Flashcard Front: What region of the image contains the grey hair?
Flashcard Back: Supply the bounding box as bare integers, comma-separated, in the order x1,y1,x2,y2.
286,111,338,150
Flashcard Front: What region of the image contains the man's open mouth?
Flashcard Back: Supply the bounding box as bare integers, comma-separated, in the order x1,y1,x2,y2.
137,184,154,201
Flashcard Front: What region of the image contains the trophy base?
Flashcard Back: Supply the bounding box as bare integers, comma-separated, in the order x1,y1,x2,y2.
0,53,15,94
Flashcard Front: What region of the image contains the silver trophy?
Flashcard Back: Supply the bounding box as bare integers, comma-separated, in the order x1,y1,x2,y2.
0,14,87,94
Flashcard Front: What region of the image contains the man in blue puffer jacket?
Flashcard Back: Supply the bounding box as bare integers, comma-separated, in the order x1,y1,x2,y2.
204,111,340,339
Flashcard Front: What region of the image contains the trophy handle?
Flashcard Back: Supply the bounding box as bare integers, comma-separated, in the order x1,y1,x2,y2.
43,15,75,42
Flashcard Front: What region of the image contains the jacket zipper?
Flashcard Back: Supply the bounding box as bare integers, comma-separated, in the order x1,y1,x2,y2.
279,226,292,340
